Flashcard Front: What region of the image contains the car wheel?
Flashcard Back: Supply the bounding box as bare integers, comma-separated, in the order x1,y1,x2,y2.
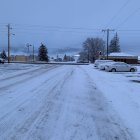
130,68,135,72
111,68,116,72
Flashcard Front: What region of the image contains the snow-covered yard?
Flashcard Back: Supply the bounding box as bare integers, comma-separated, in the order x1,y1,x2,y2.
0,63,140,140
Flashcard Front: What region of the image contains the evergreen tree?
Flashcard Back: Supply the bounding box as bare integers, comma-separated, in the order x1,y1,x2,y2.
1,50,7,59
38,43,49,62
109,32,121,53
63,54,67,61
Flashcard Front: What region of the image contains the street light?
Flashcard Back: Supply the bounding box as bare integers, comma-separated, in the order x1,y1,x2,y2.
26,43,32,62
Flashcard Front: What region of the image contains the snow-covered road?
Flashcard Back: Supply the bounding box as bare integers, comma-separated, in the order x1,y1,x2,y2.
0,64,137,140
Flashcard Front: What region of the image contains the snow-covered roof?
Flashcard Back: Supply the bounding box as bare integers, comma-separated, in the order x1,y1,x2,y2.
109,52,137,57
73,54,80,57
10,52,28,56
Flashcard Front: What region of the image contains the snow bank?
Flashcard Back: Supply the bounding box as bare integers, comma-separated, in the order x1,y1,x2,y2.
82,65,140,139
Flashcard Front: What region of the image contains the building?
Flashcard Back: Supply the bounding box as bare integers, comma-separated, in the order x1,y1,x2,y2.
138,56,140,64
10,55,27,62
10,54,39,62
108,53,138,64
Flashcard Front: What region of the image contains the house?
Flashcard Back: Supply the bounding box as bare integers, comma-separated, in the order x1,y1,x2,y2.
73,54,80,62
10,55,26,62
138,56,140,64
108,52,138,64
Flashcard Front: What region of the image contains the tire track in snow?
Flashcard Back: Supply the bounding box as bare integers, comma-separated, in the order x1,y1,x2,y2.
23,67,75,140
0,66,75,140
40,65,136,140
0,65,64,122
0,65,59,92
48,66,99,140
0,65,136,140
80,66,136,140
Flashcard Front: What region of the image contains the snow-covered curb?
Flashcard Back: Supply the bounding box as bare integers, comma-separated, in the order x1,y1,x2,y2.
82,65,140,139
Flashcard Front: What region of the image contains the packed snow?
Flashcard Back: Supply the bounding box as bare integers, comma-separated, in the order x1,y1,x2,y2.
0,63,140,140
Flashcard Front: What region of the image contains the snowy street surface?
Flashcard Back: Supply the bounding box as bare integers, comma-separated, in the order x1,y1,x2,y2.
0,64,140,140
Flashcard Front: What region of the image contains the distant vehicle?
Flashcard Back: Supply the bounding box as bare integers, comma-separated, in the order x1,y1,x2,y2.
54,58,62,62
0,58,5,64
77,60,88,63
105,62,137,72
94,60,114,67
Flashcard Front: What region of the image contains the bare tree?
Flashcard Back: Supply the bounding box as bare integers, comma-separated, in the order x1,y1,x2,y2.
79,38,106,62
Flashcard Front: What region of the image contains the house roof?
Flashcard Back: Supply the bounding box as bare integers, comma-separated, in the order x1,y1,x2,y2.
74,54,80,57
109,52,137,57
10,52,27,55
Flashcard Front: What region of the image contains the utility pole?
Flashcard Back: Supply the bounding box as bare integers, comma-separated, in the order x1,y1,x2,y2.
33,45,34,62
102,29,114,59
88,46,89,63
26,43,32,62
7,24,14,63
7,24,11,63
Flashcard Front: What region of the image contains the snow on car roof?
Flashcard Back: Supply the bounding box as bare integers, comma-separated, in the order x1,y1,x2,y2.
100,61,116,65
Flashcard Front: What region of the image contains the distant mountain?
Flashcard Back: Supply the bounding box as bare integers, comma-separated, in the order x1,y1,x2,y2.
48,47,81,54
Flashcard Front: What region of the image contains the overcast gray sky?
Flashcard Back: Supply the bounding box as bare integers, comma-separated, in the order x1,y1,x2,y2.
0,0,140,55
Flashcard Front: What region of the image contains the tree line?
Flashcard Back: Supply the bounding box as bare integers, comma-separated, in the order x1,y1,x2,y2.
0,43,74,62
79,32,120,63
0,43,49,62
0,32,120,63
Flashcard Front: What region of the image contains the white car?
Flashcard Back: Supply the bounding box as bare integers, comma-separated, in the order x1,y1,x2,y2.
105,62,137,72
98,61,117,70
94,60,114,68
0,58,5,64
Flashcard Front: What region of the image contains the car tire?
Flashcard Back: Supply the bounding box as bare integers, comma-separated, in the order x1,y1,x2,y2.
130,68,135,72
111,68,116,72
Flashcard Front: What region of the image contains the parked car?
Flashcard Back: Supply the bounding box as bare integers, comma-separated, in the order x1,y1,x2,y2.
0,58,5,64
105,62,137,72
94,59,114,68
98,61,117,70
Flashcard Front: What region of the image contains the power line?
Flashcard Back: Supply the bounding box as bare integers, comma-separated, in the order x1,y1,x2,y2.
11,28,104,35
105,0,131,28
116,8,140,29
117,29,140,32
3,23,140,33
12,23,101,31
